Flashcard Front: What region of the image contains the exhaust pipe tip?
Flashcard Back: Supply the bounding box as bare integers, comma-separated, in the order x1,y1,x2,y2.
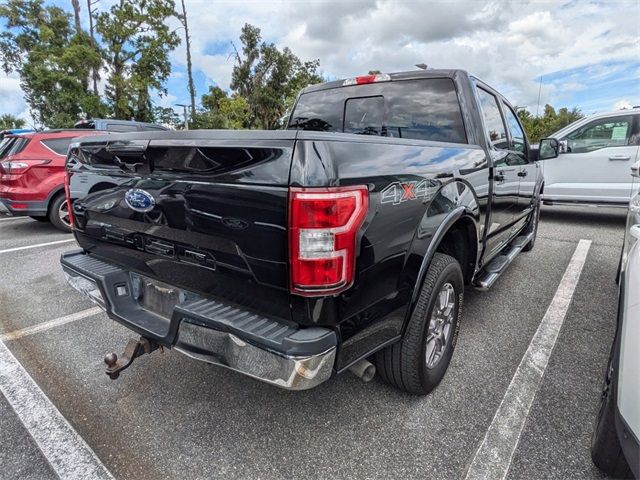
349,359,376,382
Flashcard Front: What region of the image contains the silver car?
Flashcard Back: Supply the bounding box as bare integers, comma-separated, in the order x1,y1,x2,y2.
591,160,640,478
540,109,640,206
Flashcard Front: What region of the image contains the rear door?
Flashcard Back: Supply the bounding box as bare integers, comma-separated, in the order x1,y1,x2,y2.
542,113,640,204
476,87,521,256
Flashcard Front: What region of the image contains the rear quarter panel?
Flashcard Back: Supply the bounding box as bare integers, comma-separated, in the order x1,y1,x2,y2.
290,133,489,369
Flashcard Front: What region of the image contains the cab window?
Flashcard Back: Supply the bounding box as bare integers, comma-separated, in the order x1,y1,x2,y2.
476,88,508,149
503,103,526,154
565,116,633,153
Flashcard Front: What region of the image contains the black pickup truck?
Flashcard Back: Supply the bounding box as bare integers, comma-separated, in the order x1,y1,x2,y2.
61,69,555,394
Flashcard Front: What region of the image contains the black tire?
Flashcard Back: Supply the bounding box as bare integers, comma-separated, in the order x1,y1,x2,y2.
29,216,49,222
48,193,72,233
375,253,463,395
591,329,633,478
522,193,541,252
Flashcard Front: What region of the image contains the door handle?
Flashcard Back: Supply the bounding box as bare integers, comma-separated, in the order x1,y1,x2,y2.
609,155,631,161
517,171,527,177
494,173,506,182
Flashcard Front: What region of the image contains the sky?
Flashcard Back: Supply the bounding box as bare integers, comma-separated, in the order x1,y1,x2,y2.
0,0,639,125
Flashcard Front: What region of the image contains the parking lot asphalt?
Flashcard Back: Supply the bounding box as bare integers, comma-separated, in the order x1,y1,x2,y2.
0,206,626,479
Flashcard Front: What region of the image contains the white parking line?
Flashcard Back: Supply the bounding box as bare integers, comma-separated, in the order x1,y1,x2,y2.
0,216,29,222
0,238,75,254
0,338,115,479
465,238,592,480
0,307,103,342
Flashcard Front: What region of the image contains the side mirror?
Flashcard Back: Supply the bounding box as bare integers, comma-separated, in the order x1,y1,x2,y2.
538,138,560,160
631,160,640,178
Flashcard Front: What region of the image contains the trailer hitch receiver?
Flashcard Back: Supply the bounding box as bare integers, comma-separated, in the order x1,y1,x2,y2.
104,337,159,380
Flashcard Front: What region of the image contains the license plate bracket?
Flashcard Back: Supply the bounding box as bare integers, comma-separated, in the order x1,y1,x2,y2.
131,273,185,319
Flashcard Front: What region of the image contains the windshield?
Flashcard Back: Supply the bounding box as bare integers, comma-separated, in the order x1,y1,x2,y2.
288,78,467,144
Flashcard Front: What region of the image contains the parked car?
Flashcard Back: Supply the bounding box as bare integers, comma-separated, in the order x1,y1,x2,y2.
74,118,168,132
591,161,640,478
539,109,640,206
0,130,106,231
61,69,550,393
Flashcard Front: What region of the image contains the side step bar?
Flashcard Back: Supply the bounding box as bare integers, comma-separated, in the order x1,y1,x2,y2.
473,232,534,291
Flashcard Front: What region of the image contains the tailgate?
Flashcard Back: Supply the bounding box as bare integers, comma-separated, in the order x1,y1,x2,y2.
67,131,296,322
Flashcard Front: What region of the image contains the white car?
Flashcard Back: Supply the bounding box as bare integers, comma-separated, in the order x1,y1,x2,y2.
540,109,640,206
591,160,640,478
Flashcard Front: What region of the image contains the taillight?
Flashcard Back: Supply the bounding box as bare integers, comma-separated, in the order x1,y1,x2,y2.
0,159,49,174
289,186,368,296
64,170,74,228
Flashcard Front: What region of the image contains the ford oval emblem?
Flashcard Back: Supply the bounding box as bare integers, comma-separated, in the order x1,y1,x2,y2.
221,217,249,230
124,189,155,213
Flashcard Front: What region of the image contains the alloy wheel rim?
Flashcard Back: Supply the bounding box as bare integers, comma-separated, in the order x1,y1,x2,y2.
58,200,71,227
425,282,456,369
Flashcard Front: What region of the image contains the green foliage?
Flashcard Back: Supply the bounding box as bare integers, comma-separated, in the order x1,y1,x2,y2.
0,0,106,127
192,86,250,129
518,104,583,143
152,106,182,129
230,23,322,129
0,114,25,130
96,0,180,122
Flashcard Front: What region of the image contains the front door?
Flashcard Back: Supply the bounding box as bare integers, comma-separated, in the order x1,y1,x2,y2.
542,114,640,204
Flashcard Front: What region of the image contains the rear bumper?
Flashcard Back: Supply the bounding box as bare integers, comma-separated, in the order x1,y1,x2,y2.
60,250,337,390
0,197,48,216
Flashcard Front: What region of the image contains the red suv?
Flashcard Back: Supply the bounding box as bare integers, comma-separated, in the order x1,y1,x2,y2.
0,130,105,232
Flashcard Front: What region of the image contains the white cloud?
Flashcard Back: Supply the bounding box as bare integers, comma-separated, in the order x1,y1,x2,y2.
614,100,633,110
174,0,639,112
3,0,639,120
0,73,28,120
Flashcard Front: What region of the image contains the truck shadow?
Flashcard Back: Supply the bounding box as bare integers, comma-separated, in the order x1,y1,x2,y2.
541,206,626,227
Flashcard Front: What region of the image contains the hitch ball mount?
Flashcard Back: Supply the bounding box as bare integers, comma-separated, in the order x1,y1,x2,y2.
104,337,160,380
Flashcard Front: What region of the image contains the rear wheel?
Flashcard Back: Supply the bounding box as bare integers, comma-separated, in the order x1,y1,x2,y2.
375,253,463,395
591,330,633,478
48,193,72,233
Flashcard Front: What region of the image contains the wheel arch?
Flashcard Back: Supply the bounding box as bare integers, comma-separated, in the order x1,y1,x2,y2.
45,186,65,215
400,180,482,336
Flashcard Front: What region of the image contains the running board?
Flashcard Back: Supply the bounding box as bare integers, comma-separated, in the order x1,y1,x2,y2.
473,232,533,291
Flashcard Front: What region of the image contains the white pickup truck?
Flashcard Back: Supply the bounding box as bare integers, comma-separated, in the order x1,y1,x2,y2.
539,109,640,206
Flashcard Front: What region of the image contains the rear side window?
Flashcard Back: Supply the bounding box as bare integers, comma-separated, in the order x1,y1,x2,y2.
41,137,73,156
476,88,508,149
3,137,29,157
289,78,467,144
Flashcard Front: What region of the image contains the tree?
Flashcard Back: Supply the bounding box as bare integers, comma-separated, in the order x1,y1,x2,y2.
96,0,180,122
0,0,106,127
230,23,322,129
0,114,26,130
518,104,583,143
86,0,100,95
177,0,196,121
192,85,250,129
152,106,181,129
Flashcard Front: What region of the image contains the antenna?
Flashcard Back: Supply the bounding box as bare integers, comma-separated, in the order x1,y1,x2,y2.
535,75,543,116
415,63,428,70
